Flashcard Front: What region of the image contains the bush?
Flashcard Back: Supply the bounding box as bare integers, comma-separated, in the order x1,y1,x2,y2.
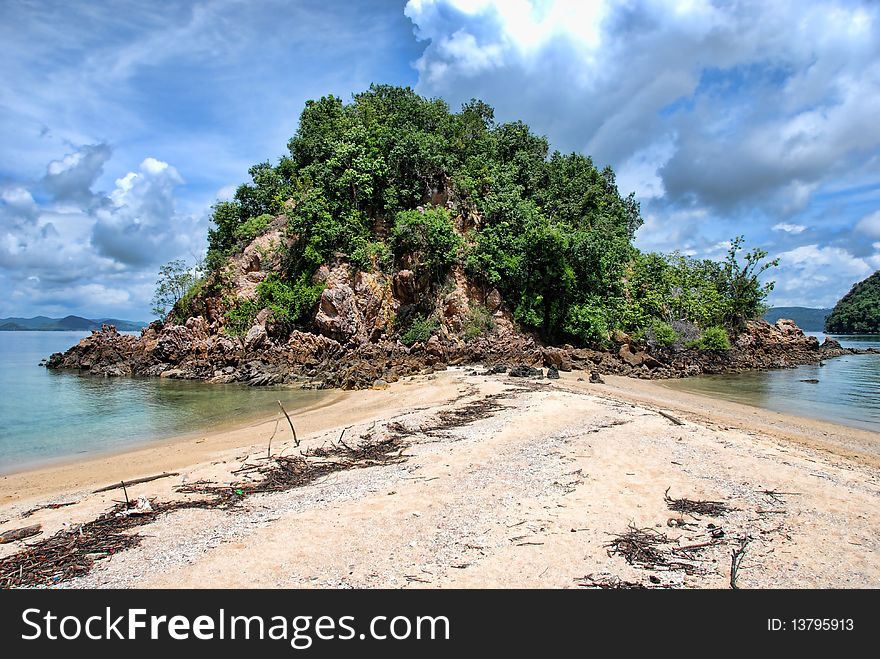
390,206,461,282
350,239,393,273
234,213,273,243
223,299,259,337
401,314,440,346
563,302,608,346
646,321,677,348
256,274,324,332
462,304,495,340
172,278,207,323
695,326,731,351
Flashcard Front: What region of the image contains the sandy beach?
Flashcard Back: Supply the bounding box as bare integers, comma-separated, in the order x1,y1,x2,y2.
1,367,878,589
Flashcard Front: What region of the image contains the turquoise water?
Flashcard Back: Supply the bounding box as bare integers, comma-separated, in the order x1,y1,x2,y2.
664,334,880,433
0,331,329,473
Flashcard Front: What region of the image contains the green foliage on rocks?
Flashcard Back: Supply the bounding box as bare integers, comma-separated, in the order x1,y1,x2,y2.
201,84,777,347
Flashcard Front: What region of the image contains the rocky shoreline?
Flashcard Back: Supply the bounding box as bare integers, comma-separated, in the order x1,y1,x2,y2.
45,317,866,390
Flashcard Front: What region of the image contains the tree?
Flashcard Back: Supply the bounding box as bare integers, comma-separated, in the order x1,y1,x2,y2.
720,236,778,330
151,260,200,320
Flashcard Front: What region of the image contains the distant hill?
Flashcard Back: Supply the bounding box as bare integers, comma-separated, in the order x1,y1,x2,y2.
0,315,147,332
762,307,832,332
825,271,880,334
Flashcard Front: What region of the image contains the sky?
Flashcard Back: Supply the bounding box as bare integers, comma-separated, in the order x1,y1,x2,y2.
1,0,878,320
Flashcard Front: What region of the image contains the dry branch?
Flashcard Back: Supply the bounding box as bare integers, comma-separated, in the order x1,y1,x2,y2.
92,473,179,494
277,400,298,447
664,487,734,517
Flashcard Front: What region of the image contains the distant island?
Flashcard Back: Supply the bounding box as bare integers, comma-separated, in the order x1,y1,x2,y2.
0,315,147,332
762,307,831,332
825,270,880,334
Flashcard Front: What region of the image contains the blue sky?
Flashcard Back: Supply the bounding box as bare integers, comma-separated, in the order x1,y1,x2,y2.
1,0,879,319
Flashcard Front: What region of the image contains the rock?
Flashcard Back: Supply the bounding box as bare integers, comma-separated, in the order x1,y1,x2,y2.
392,270,419,305
244,324,268,350
315,280,360,342
611,329,631,345
635,351,664,369
255,307,271,325
589,371,605,384
618,344,644,367
426,335,445,358
800,378,820,383
820,337,842,350
509,364,543,378
153,325,194,363
542,347,572,371
547,365,560,379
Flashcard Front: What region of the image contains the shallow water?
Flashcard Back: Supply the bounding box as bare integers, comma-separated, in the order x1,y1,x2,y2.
0,331,328,473
663,334,880,433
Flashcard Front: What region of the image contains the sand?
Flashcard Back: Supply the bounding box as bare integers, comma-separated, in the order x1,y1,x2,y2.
1,367,878,589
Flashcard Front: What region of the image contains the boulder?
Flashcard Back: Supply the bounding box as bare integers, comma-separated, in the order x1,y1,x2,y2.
547,365,560,379
618,344,644,367
244,324,268,350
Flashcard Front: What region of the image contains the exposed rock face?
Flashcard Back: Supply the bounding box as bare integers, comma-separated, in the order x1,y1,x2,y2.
314,265,395,345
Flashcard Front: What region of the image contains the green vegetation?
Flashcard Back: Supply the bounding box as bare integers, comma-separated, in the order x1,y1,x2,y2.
400,313,440,346
222,275,324,337
151,260,202,321
201,85,777,347
462,304,495,340
825,270,880,334
694,326,731,351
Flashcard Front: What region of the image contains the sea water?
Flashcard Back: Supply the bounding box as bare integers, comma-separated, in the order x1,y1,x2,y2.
663,334,880,432
0,331,329,473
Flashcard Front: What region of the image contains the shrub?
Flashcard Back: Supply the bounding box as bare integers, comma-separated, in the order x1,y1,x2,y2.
563,301,608,346
646,321,677,348
256,274,324,332
223,299,259,337
462,304,495,340
695,326,731,351
350,239,393,273
390,206,461,282
234,213,273,243
401,314,440,346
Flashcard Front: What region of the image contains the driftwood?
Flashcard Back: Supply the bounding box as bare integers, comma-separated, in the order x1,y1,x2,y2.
658,410,685,426
21,501,77,518
277,400,299,447
0,524,42,544
92,472,179,494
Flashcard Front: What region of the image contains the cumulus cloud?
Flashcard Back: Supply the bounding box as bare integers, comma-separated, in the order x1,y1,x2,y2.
770,244,877,307
42,143,113,207
856,210,880,239
0,145,207,318
406,0,880,305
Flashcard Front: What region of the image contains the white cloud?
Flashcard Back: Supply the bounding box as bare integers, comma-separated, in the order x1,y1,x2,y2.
0,145,207,319
770,244,875,307
772,222,807,234
856,210,880,239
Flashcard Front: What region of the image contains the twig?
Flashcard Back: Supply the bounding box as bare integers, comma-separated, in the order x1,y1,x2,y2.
278,400,299,447
730,538,751,589
121,482,130,508
267,419,279,459
92,473,179,493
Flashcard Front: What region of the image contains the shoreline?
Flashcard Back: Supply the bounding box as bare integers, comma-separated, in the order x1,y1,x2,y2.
0,386,341,479
2,367,878,588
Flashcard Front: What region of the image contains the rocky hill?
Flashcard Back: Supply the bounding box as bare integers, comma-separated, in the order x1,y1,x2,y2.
44,85,859,387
